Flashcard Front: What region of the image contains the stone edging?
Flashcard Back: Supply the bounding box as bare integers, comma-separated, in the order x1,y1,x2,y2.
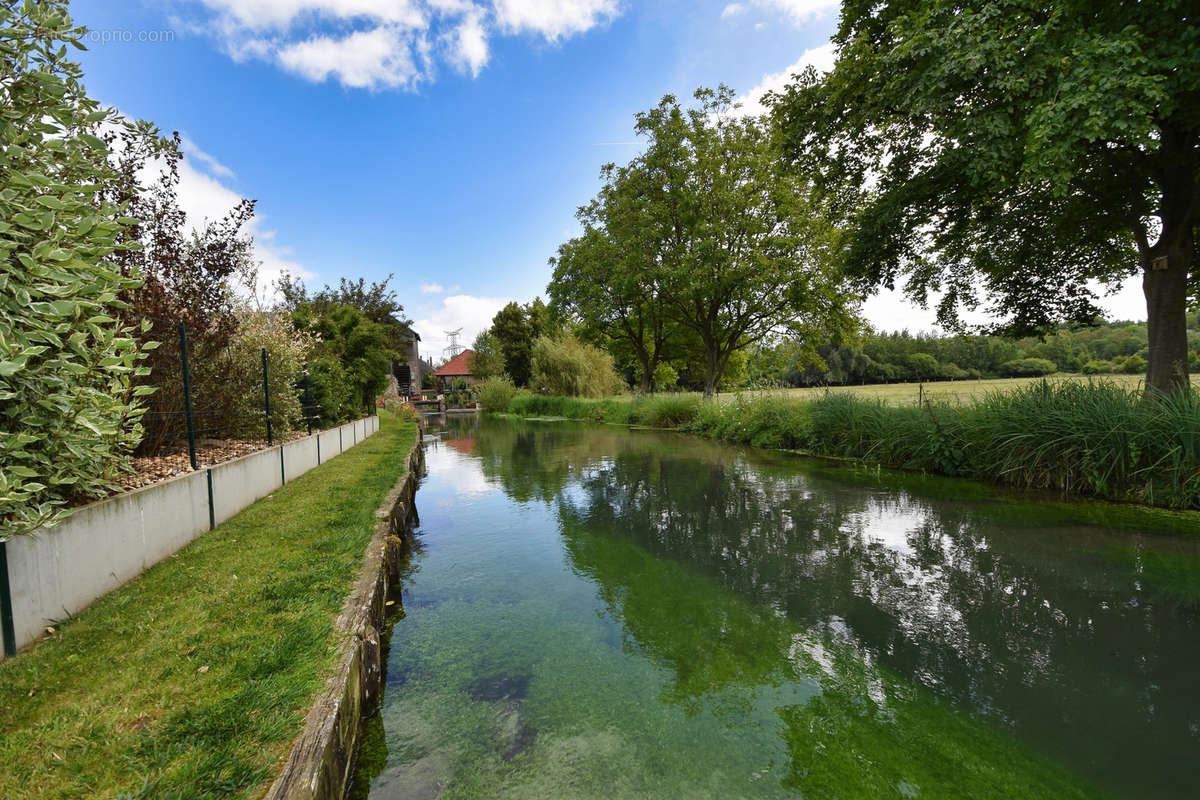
263,426,425,800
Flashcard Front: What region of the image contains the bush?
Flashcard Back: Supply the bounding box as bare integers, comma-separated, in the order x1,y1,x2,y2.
530,333,625,397
1,8,154,537
477,377,518,412
652,362,679,392
634,394,702,427
226,311,312,439
1081,360,1111,375
1121,354,1147,374
999,357,1058,377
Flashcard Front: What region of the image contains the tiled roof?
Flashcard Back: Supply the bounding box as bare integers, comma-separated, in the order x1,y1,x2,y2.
434,349,475,376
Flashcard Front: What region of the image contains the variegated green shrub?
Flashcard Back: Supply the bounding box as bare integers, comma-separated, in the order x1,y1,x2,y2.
0,1,156,539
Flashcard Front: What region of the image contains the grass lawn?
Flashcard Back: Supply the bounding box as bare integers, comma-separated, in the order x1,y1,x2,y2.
0,413,419,800
723,373,1200,405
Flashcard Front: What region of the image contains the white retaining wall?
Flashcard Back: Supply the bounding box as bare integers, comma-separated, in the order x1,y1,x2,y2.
3,416,380,654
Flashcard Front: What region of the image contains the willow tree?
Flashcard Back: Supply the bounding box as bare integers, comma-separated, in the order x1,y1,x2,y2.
771,0,1199,395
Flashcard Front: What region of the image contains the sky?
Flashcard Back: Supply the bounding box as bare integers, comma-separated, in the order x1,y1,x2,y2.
70,0,1147,362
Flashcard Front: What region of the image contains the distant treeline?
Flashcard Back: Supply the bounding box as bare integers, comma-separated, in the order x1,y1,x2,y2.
748,315,1200,389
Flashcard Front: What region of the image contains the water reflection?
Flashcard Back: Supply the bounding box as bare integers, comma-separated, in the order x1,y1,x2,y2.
449,414,1200,799
369,415,1199,800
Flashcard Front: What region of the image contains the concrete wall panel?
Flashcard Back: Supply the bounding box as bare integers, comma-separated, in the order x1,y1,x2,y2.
210,447,284,527
5,416,382,655
283,436,320,481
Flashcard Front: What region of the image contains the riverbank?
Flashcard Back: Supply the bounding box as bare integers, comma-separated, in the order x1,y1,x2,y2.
503,380,1200,510
0,412,419,799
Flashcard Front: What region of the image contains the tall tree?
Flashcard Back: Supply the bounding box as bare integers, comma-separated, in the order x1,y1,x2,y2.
490,301,533,387
636,87,852,397
470,329,506,380
549,164,679,394
548,230,663,393
771,0,1200,395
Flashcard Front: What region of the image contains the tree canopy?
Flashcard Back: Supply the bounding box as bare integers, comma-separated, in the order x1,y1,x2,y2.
552,87,854,397
771,0,1200,395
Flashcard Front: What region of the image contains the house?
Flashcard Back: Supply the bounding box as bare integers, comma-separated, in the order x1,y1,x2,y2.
434,349,477,387
393,325,423,397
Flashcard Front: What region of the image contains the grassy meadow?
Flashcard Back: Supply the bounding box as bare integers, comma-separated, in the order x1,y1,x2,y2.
725,373,1197,405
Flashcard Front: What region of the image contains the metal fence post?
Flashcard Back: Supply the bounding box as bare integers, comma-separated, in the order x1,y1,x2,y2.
1,541,18,657
261,347,273,445
302,363,313,435
179,322,198,470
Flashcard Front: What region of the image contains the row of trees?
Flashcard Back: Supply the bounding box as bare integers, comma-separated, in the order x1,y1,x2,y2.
749,317,1200,389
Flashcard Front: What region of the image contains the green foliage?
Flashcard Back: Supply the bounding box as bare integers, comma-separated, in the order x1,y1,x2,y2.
291,304,390,421
530,333,625,398
470,329,506,381
496,381,1200,508
651,361,678,392
551,86,853,397
0,3,155,538
1122,354,1148,375
276,271,411,355
1000,358,1059,378
476,377,517,413
226,311,312,439
771,0,1199,393
487,299,557,388
305,354,351,427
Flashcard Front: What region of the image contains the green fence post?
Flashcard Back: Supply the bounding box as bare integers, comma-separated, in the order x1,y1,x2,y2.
261,347,273,446
1,541,17,657
179,322,198,470
302,363,313,435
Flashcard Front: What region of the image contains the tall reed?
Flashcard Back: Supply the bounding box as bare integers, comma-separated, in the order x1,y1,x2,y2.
498,381,1200,508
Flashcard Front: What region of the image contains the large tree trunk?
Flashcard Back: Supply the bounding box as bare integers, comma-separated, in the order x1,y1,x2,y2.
1142,245,1191,396
703,348,718,398
1143,122,1196,398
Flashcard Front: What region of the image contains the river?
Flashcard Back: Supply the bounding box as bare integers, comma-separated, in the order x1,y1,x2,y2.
351,414,1199,799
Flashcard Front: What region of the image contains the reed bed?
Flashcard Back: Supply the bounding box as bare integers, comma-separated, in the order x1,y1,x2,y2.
499,381,1200,509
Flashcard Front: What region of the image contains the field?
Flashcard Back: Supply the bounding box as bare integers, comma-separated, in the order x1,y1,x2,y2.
718,373,1200,406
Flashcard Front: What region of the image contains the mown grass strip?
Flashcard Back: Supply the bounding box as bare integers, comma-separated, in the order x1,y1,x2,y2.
0,414,419,800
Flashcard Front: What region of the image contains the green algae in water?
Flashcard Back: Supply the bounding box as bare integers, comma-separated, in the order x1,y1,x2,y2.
354,416,1200,799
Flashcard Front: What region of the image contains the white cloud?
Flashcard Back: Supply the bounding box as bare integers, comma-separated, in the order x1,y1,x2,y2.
412,294,509,359
179,135,235,178
732,41,835,116
184,0,620,89
445,8,489,76
138,135,315,301
492,0,618,40
276,25,421,89
749,0,839,24
420,282,446,293
196,0,428,31
721,3,745,18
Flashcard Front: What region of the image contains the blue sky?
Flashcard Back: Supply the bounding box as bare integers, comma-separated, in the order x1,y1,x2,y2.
71,0,1144,360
